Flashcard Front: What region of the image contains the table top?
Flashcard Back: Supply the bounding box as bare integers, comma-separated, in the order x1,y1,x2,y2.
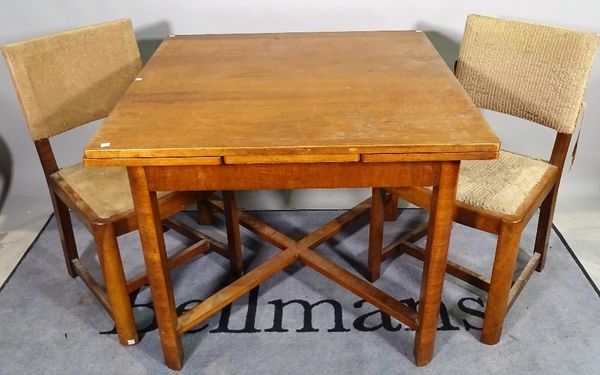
84,31,499,166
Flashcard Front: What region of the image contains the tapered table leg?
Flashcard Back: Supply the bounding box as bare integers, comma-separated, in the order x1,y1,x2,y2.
128,167,183,370
414,161,459,366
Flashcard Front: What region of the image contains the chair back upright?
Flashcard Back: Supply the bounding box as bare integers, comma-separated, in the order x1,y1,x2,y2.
455,14,598,168
2,18,141,175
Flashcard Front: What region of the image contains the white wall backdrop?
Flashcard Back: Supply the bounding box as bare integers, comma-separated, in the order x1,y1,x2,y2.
1,1,599,272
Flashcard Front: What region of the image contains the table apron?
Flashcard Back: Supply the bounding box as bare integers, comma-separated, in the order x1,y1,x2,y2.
141,161,441,191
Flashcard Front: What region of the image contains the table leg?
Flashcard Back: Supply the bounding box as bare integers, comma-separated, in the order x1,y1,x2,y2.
413,161,459,366
384,192,399,221
223,191,244,277
368,188,385,282
127,167,183,370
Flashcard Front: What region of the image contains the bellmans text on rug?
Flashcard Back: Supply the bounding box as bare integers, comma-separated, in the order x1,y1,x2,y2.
1,209,599,374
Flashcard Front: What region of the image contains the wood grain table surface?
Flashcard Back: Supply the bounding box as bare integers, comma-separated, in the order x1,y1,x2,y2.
83,30,499,371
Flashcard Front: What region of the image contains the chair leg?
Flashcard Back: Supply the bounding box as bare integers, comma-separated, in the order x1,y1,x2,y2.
481,222,523,345
384,192,399,222
93,224,139,346
368,188,386,282
533,186,558,272
196,199,214,225
50,193,78,277
223,191,244,277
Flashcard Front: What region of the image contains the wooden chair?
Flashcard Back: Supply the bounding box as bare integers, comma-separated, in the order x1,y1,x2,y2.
2,19,243,347
368,14,599,344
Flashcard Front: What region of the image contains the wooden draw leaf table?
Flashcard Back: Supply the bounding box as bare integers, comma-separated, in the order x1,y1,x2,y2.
83,31,499,370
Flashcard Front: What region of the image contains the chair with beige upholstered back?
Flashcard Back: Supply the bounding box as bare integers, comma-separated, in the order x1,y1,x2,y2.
2,19,243,347
368,14,599,344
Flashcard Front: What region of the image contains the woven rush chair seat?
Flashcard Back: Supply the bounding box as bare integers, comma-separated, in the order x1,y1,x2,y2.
57,163,171,219
2,18,243,348
456,151,556,216
367,14,599,346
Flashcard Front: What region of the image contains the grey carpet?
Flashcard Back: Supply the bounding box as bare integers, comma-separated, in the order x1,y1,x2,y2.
1,209,599,375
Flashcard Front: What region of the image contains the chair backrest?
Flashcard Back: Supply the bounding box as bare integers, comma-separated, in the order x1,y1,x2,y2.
456,14,598,134
2,18,141,141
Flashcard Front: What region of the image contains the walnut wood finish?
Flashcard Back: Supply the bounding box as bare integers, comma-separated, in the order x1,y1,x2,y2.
4,19,242,353
413,162,459,364
36,139,79,277
32,138,238,347
384,193,400,221
123,158,473,370
177,248,298,334
196,200,215,225
388,237,493,292
217,191,417,329
144,162,441,191
126,236,211,293
223,191,244,277
371,100,577,346
534,132,572,271
298,247,418,329
368,188,386,281
84,32,498,164
128,166,183,367
374,15,598,345
93,222,138,343
209,198,298,250
84,31,499,370
162,217,230,259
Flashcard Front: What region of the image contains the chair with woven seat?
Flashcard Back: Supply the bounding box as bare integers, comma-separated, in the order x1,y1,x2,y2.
2,19,243,347
368,14,599,344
